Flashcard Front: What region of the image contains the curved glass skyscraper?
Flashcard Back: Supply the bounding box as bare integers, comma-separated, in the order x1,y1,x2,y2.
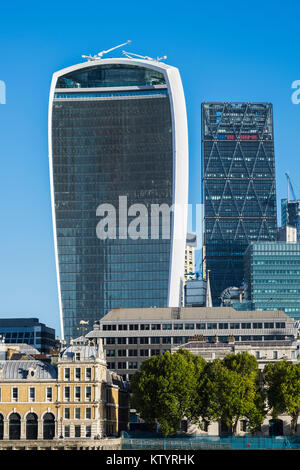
49,58,188,341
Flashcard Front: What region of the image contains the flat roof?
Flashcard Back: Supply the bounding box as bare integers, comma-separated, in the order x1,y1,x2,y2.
99,307,291,322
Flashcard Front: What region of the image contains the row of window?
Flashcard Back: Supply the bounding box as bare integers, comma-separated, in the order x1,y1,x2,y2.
63,367,92,381
64,425,92,438
102,321,286,333
104,335,285,346
7,387,53,403
4,386,93,402
63,407,92,420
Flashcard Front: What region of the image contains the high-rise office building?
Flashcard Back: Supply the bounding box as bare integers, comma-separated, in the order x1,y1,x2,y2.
243,241,300,321
202,103,277,305
49,56,188,342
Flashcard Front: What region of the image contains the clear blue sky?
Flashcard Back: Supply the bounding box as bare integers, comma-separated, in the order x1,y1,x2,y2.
0,0,299,337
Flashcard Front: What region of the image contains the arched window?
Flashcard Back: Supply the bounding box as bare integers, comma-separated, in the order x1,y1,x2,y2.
26,413,38,440
43,413,55,440
0,414,3,440
9,413,21,440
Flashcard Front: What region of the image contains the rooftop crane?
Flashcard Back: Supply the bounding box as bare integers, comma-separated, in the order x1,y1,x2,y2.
122,50,167,62
285,172,297,202
82,40,131,61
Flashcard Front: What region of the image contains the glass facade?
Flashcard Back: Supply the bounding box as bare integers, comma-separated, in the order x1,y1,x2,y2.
202,103,277,305
50,63,177,342
244,242,300,320
0,318,56,353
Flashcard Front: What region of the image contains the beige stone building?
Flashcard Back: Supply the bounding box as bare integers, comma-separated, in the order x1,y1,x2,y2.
0,337,129,441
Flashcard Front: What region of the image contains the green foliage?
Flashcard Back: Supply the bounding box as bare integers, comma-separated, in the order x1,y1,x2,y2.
264,361,300,434
196,353,265,434
130,350,206,436
130,350,300,437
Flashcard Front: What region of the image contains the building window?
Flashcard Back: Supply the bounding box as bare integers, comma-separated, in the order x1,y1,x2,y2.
151,337,160,344
75,408,81,419
151,324,161,330
140,324,150,331
196,323,206,330
128,349,137,356
12,387,18,402
64,368,70,380
75,352,81,361
128,362,138,369
253,323,263,329
162,323,172,330
162,337,171,344
64,408,70,419
46,387,53,402
264,323,274,329
118,338,126,345
174,324,183,330
185,323,195,330
86,425,91,438
273,351,278,359
29,387,35,402
129,324,138,331
106,349,115,357
140,349,149,357
75,368,81,380
107,362,115,369
64,426,70,438
118,324,128,331
85,368,92,380
173,337,183,344
64,387,70,401
241,323,251,329
85,386,92,401
106,338,115,344
230,323,240,329
140,337,149,344
128,337,137,344
117,362,127,369
75,386,81,401
74,425,81,438
86,408,92,419
118,350,127,357
150,350,160,357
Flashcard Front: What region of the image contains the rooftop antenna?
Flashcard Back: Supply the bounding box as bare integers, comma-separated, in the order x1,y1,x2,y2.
82,40,131,61
122,51,167,62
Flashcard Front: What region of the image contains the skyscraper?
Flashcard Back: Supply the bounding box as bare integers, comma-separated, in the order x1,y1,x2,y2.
244,241,300,321
202,102,277,305
49,55,188,341
281,199,300,240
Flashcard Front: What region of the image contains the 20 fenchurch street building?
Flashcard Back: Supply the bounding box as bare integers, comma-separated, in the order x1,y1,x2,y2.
48,56,188,341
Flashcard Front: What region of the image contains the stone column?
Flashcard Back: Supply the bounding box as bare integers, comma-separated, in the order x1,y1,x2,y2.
20,418,26,439
38,418,43,439
3,418,9,440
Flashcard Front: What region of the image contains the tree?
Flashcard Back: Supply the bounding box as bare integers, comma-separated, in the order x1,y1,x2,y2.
130,350,206,436
198,352,266,435
264,361,300,435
